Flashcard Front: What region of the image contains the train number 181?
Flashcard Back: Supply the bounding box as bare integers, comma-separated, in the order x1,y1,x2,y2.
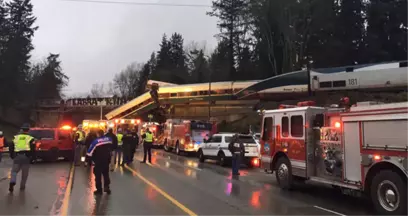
348,78,358,86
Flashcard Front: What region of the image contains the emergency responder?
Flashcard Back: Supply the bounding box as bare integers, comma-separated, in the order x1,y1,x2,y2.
87,129,112,195
228,134,245,176
9,124,36,192
74,124,86,166
0,131,6,163
114,129,124,165
84,131,97,167
122,129,134,165
141,128,153,164
105,128,118,171
129,129,139,163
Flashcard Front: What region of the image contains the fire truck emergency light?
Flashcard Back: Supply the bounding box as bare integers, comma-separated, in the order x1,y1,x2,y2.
120,119,125,124
115,119,119,123
131,119,135,124
252,158,260,167
60,125,72,130
334,122,341,128
136,119,141,124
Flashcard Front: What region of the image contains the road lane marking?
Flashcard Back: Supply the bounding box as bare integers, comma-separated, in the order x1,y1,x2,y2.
60,163,75,216
125,165,197,216
314,205,347,216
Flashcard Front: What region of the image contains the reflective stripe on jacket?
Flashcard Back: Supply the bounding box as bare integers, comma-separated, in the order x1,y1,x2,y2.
13,134,33,152
76,131,85,142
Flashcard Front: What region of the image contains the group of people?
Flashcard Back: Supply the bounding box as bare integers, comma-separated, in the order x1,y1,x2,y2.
74,125,153,194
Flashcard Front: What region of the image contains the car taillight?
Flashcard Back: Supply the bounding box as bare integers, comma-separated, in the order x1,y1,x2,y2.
36,142,41,149
252,158,260,167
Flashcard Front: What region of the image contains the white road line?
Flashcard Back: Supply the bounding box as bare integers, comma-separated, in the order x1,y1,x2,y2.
313,206,347,216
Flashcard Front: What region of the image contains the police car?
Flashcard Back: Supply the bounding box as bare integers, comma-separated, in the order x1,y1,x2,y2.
197,133,260,167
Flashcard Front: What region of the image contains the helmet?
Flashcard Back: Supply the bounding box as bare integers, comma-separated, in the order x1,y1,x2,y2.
78,124,83,130
21,123,30,131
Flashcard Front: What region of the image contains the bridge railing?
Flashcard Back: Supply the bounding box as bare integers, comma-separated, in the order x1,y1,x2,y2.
36,97,132,108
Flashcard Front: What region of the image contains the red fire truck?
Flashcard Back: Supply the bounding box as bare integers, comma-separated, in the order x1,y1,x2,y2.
260,101,407,215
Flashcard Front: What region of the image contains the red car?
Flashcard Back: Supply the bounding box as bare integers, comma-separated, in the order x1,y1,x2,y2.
29,126,75,162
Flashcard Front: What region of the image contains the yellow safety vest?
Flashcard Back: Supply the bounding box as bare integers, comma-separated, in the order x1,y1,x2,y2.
144,132,153,142
13,134,33,152
117,133,123,146
76,131,85,142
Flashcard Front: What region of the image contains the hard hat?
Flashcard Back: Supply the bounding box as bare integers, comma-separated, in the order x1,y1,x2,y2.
78,124,83,129
21,123,30,130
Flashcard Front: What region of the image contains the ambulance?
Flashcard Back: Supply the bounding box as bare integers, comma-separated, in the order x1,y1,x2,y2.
259,100,407,215
82,120,107,135
106,118,141,134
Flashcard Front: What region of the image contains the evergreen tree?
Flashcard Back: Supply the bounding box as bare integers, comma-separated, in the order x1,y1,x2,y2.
189,49,210,83
168,32,189,84
0,0,37,105
151,34,171,82
208,0,248,80
35,54,68,99
209,39,230,82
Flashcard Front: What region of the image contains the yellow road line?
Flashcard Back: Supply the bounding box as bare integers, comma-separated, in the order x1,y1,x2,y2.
125,165,197,216
60,163,75,216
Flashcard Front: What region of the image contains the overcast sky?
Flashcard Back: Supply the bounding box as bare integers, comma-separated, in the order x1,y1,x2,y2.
30,0,218,96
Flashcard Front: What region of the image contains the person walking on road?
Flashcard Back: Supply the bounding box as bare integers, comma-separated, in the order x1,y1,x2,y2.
0,131,7,163
121,129,134,165
228,134,245,176
105,128,118,171
84,131,97,167
114,129,124,165
9,124,36,193
87,130,112,195
74,124,86,166
130,129,139,162
141,128,153,164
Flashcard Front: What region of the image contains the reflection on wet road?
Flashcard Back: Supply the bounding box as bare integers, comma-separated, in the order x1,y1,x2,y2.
0,148,372,215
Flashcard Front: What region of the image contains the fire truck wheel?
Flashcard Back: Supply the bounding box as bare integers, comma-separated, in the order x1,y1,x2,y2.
275,157,293,190
370,170,407,215
198,149,205,163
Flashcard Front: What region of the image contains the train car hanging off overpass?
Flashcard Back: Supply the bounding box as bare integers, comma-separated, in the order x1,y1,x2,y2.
106,60,407,121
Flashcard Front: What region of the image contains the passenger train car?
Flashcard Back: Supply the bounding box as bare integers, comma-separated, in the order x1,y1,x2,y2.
106,80,260,120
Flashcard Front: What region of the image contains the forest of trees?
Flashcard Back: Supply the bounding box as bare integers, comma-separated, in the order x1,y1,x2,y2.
107,0,407,99
0,0,68,111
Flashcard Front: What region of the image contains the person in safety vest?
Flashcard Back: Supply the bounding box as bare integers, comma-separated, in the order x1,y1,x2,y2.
105,128,118,171
114,128,124,165
74,124,86,166
141,128,153,164
9,123,36,193
87,129,112,195
0,131,7,163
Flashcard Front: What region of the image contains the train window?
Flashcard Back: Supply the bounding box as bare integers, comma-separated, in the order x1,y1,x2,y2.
319,82,332,88
281,117,289,137
291,115,304,137
170,93,177,97
199,91,208,95
333,80,346,87
191,91,198,96
262,117,273,141
178,92,186,97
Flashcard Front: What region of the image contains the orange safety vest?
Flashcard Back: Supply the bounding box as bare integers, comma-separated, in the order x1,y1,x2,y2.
0,137,4,152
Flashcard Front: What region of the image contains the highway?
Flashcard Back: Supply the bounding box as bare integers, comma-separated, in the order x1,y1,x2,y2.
0,149,373,215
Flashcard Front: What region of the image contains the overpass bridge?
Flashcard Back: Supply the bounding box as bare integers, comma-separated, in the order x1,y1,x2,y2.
106,60,407,122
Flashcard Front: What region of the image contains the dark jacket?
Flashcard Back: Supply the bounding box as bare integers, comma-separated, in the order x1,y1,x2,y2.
87,136,112,164
85,132,97,150
122,132,133,148
228,136,245,156
105,132,118,149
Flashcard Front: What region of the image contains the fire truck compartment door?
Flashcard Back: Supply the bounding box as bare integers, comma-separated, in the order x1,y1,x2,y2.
343,122,362,182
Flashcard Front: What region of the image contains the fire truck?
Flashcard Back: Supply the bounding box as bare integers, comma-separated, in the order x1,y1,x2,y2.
163,119,214,155
259,101,407,215
82,120,107,135
106,118,141,134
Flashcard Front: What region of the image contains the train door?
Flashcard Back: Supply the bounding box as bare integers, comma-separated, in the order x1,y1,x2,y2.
260,115,275,170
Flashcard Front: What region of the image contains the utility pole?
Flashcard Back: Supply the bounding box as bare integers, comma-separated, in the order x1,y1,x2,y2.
208,70,212,121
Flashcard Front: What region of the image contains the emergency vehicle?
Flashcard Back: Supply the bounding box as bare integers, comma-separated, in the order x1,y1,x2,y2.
82,120,107,135
106,118,141,134
163,119,214,155
30,125,75,162
259,100,407,215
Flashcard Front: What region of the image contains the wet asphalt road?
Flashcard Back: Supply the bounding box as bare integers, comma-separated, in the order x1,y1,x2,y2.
0,149,373,215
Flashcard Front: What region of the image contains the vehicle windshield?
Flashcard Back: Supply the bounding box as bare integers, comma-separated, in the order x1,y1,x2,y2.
29,129,55,140
254,134,260,140
191,130,209,143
